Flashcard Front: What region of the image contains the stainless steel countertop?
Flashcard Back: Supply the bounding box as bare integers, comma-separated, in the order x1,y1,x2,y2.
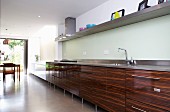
53,62,170,72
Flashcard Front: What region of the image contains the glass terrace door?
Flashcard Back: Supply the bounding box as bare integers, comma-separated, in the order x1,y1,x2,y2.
0,38,28,74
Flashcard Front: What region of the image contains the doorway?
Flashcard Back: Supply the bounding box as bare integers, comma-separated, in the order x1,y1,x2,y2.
0,38,28,74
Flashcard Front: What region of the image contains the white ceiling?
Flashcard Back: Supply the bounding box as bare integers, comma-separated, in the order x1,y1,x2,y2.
0,0,108,38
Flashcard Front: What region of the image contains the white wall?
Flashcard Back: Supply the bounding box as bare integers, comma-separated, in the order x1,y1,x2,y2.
27,25,58,73
40,38,55,61
28,37,40,62
34,25,57,62
76,0,158,31
55,41,62,60
28,37,41,73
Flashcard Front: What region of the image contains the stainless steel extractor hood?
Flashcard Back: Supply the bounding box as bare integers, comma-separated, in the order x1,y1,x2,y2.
56,17,76,41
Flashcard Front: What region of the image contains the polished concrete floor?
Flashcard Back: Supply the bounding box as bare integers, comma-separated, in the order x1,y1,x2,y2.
0,74,107,112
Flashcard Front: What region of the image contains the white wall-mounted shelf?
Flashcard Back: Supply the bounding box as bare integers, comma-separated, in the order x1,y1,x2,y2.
56,2,170,42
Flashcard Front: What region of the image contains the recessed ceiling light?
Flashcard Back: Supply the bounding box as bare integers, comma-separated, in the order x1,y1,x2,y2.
38,16,41,18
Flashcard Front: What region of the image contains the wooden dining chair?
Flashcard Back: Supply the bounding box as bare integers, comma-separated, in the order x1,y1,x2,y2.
3,63,16,82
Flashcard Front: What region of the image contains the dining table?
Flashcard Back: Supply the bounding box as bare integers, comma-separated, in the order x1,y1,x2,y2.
0,63,20,81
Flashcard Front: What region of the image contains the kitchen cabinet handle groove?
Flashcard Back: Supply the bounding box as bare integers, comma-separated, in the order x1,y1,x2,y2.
132,75,160,80
132,106,147,112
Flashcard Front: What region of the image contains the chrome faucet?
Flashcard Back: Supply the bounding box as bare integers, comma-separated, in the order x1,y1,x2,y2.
118,48,129,64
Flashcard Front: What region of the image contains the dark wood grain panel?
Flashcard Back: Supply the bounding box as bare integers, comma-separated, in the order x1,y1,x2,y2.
52,63,69,90
79,71,97,104
107,68,126,87
45,63,170,112
104,87,125,112
126,70,170,90
53,64,80,95
80,66,108,110
126,77,170,97
126,69,170,111
80,86,96,104
81,66,93,72
104,68,126,112
52,63,62,86
126,99,167,112
67,65,80,95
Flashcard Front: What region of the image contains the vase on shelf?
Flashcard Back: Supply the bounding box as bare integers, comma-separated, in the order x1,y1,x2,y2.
35,55,39,62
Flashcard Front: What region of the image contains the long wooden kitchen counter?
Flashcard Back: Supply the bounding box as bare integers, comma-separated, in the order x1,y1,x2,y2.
32,61,170,112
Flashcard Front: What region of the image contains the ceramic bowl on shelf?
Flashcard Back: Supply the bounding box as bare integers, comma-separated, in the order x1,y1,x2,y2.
79,27,86,31
86,24,96,29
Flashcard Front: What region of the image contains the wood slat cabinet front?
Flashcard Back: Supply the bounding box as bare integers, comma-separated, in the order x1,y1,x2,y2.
48,63,69,90
61,64,70,91
52,64,81,95
52,63,63,89
126,99,168,112
79,66,95,103
67,65,81,96
45,63,170,112
126,69,170,111
104,68,126,112
80,66,107,107
53,63,63,88
79,66,126,112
